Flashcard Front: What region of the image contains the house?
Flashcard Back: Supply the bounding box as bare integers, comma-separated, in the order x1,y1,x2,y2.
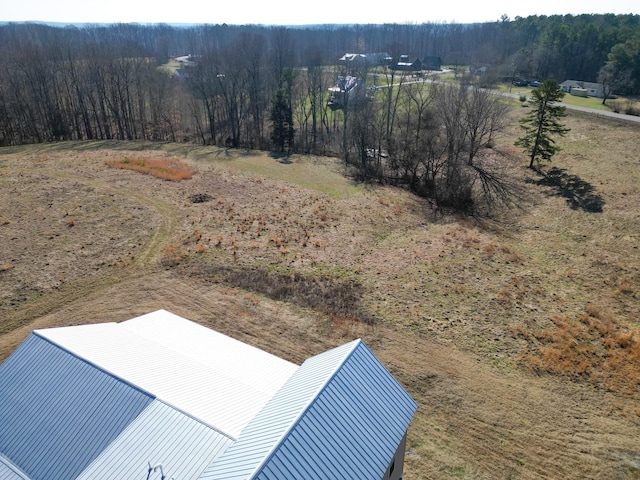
421,56,442,71
0,310,417,480
339,52,368,64
390,55,423,72
327,75,364,110
338,52,391,67
560,79,609,98
472,66,488,76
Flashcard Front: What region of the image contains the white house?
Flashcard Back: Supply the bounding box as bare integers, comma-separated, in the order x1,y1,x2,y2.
560,79,609,98
0,310,417,480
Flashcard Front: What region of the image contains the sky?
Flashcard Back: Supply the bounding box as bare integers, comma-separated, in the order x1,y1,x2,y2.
1,0,638,26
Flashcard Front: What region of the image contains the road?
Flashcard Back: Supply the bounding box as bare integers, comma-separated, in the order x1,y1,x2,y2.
372,75,640,124
498,90,640,124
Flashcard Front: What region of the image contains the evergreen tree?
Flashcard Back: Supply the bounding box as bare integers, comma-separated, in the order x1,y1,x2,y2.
270,87,294,153
515,80,570,169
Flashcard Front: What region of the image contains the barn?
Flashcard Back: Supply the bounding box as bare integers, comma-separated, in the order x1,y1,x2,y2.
0,310,417,480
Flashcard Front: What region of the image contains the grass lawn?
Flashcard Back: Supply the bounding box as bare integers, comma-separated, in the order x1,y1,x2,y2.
498,83,618,111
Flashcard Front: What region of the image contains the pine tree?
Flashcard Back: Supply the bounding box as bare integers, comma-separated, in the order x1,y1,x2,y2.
270,88,294,153
515,80,570,169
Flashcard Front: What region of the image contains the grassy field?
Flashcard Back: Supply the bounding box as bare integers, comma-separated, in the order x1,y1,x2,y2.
1,107,639,478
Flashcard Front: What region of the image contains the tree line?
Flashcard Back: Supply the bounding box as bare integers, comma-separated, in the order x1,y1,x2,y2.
0,17,636,210
1,16,637,145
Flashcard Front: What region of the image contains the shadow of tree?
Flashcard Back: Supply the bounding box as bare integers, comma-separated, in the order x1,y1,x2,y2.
268,151,292,164
534,167,604,212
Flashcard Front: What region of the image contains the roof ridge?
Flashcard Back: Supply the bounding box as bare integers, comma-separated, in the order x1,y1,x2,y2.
33,331,153,398
242,339,362,480
0,453,31,480
33,330,237,439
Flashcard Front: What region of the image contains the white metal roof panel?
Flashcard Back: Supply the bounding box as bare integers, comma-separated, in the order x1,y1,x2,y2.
77,400,235,480
120,310,297,395
37,311,297,439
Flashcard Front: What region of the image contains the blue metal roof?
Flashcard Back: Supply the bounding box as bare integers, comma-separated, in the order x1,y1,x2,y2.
0,333,154,480
200,340,417,480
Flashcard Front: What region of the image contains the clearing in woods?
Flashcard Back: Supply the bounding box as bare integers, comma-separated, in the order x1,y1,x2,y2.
1,109,639,479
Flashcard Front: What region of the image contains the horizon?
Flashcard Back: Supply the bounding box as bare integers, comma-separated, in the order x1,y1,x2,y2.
2,0,638,27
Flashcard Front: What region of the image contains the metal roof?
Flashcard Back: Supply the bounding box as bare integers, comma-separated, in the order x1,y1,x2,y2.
76,400,234,480
0,310,417,480
38,311,298,438
121,310,298,396
0,334,154,480
200,340,417,480
0,455,29,480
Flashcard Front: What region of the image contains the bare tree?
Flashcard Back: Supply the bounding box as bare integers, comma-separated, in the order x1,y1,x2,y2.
431,81,511,211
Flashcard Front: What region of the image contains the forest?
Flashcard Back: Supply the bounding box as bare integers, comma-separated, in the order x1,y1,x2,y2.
0,15,638,208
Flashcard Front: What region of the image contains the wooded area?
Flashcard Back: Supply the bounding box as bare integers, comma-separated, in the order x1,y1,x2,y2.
0,16,638,209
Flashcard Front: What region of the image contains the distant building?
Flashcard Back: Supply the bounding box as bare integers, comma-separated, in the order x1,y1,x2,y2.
390,55,423,71
0,309,417,480
338,52,391,66
339,52,368,64
560,79,609,98
472,66,488,75
422,56,442,71
327,75,363,110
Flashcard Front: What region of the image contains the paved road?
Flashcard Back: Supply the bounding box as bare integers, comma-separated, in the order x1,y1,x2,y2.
498,91,640,124
375,76,640,125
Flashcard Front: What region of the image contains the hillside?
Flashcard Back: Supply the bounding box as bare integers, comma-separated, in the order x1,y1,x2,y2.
1,109,639,479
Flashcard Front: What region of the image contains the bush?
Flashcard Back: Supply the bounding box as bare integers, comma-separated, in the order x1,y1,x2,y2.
609,99,640,116
187,265,377,326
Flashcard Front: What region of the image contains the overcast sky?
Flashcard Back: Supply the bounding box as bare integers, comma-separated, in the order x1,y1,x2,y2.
2,0,638,25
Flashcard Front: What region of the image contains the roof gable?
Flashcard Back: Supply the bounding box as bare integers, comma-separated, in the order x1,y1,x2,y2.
200,340,417,480
0,334,154,480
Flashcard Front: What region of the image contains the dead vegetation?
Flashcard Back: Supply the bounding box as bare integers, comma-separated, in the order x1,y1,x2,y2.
184,264,376,326
518,306,640,399
105,156,193,181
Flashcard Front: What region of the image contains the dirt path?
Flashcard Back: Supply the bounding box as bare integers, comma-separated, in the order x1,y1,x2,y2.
0,151,182,346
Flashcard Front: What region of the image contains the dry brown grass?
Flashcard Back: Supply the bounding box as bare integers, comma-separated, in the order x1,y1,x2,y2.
2,112,640,479
518,307,640,398
160,244,187,267
105,156,192,181
609,98,640,116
